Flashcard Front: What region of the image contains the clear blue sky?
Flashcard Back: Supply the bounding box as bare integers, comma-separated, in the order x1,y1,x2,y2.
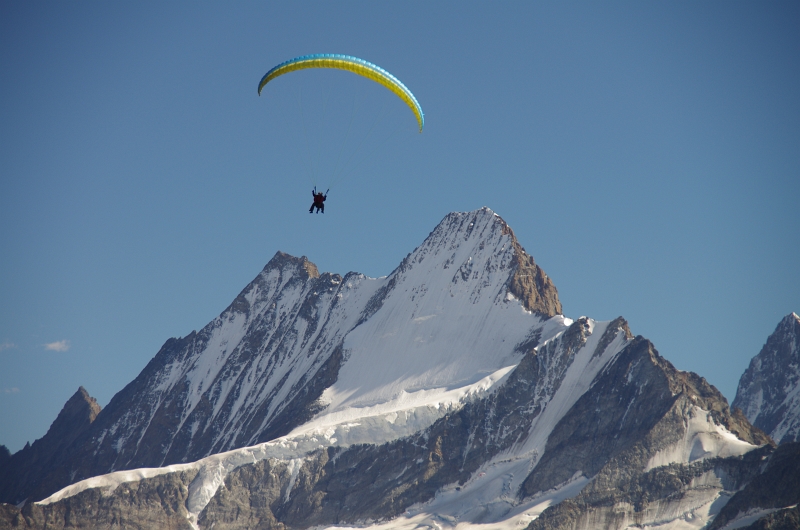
1,2,798,453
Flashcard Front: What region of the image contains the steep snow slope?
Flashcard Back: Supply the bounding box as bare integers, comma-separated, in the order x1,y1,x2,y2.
38,313,598,527
2,208,563,506
320,209,559,416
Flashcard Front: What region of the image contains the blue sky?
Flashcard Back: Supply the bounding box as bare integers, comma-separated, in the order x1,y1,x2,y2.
1,2,798,453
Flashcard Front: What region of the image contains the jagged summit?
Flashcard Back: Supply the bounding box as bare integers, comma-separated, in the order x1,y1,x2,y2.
394,208,561,317
34,387,102,450
0,208,563,506
734,312,800,443
54,387,101,429
263,251,320,279
1,208,786,530
0,387,101,505
310,207,561,416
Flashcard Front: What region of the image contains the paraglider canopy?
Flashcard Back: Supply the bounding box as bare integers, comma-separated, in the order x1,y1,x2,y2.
258,54,424,133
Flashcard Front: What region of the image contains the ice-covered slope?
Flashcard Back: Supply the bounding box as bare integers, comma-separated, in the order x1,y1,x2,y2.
36,314,623,527
733,312,800,444
27,321,770,530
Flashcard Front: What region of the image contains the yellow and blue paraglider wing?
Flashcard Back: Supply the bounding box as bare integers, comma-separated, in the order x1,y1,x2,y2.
258,54,424,132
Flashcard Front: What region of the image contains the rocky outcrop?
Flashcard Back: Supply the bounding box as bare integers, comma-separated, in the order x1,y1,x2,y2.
502,221,562,318
522,337,771,530
1,316,628,529
740,506,800,530
733,313,800,444
0,387,100,505
707,441,800,530
0,470,197,529
0,253,352,506
524,449,772,530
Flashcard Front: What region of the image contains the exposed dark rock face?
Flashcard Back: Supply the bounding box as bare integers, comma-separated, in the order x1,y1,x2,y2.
733,313,800,444
1,312,617,530
525,448,772,530
0,253,355,506
521,337,771,530
0,252,350,505
503,222,562,318
0,387,100,504
0,470,197,529
520,336,676,498
198,450,330,529
741,506,800,530
707,442,800,530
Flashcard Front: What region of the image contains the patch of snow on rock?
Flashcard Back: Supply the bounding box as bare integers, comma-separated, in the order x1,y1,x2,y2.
646,405,757,471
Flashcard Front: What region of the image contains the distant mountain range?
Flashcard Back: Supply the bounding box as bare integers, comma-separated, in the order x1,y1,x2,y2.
1,208,798,530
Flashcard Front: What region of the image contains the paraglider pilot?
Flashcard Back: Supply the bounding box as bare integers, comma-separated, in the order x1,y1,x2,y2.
309,187,327,214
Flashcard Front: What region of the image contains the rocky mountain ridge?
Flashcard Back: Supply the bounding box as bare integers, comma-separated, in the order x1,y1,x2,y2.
733,312,800,444
0,208,560,506
0,388,100,505
3,321,779,530
0,208,797,530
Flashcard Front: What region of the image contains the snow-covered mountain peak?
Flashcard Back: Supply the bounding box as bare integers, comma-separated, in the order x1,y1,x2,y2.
310,208,563,422
4,208,784,530
734,311,800,443
0,208,567,506
390,208,561,318
264,250,320,276
394,208,513,275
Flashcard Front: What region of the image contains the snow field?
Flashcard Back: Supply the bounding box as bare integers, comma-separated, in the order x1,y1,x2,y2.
324,210,548,413
645,405,758,471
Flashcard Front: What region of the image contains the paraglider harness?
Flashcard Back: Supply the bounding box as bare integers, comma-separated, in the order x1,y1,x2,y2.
309,187,328,214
